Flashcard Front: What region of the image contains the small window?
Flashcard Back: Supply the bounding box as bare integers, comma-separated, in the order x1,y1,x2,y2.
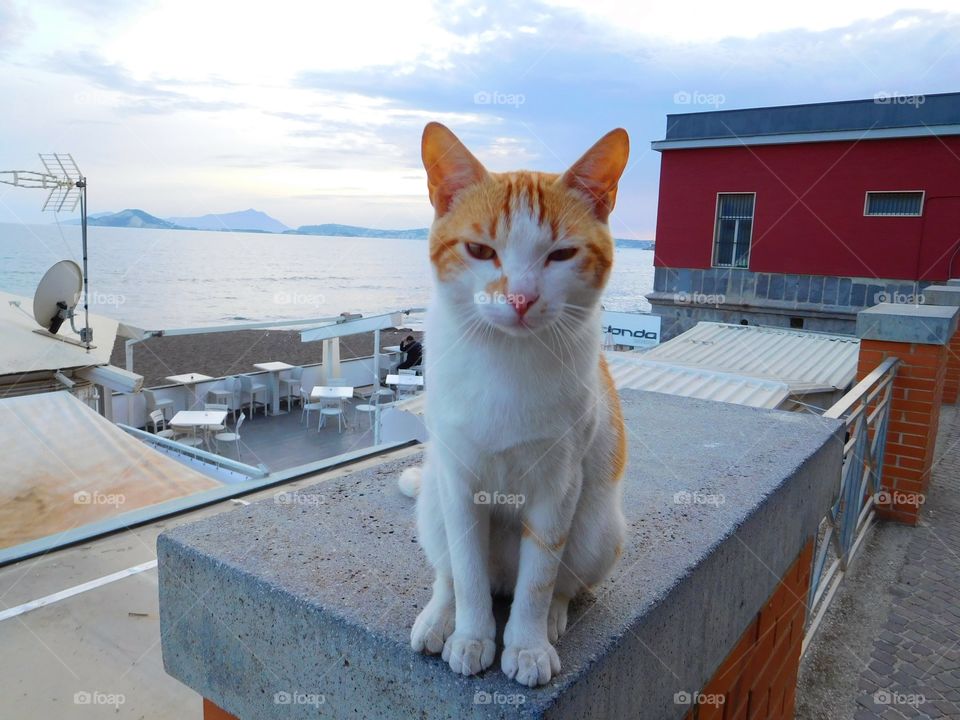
713,193,755,268
865,191,924,216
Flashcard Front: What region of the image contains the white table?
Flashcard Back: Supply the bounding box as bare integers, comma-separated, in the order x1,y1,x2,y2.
386,374,424,387
310,386,355,432
169,410,228,449
166,373,214,410
310,385,355,400
254,362,296,416
383,345,402,354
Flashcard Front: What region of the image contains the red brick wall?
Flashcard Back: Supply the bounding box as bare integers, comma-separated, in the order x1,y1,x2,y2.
683,539,813,720
857,339,946,524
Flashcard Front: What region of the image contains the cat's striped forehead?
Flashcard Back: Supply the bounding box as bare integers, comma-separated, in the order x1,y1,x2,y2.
429,169,614,287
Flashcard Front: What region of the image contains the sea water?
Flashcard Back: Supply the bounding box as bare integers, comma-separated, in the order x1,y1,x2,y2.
0,223,654,330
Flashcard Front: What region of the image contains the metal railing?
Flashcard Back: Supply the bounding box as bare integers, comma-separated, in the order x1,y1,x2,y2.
118,424,268,481
802,356,899,656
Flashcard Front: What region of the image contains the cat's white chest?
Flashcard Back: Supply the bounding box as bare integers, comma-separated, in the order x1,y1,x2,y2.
426,321,596,453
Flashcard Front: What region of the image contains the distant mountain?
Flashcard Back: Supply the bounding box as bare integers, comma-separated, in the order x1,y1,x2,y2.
168,208,289,233
87,209,184,229
615,239,655,250
288,223,429,239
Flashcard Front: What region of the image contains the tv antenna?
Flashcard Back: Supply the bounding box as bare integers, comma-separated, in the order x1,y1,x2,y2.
0,154,93,349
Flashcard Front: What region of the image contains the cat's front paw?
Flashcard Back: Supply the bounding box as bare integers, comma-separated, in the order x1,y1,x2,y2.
501,639,561,687
411,600,455,655
441,631,496,676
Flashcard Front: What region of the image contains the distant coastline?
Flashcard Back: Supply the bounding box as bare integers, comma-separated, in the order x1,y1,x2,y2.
61,209,653,249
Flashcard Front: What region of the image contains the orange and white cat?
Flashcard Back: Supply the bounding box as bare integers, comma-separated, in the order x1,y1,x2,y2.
401,122,629,687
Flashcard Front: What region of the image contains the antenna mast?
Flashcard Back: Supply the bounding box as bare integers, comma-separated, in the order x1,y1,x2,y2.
0,154,92,350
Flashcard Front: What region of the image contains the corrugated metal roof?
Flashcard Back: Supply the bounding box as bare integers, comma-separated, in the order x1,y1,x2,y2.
606,355,789,409
643,322,860,392
391,349,790,416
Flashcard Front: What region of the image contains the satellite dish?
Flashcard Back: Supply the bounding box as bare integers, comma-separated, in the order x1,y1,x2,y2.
33,260,83,334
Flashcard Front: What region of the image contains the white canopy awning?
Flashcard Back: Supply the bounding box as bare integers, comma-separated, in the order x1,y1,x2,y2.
0,391,218,551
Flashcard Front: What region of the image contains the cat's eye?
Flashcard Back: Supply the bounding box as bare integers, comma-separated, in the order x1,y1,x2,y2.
547,247,579,263
465,242,497,261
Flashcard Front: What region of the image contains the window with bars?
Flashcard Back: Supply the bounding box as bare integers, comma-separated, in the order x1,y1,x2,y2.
713,193,755,268
865,191,924,216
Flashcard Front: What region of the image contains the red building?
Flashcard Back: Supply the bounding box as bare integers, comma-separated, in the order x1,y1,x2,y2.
647,92,960,339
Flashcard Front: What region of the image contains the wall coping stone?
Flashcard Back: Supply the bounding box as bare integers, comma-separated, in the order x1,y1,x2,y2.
159,391,842,720
856,302,960,345
922,285,960,307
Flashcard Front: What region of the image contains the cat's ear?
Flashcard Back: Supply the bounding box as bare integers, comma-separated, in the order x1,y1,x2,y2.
560,128,630,221
422,122,488,216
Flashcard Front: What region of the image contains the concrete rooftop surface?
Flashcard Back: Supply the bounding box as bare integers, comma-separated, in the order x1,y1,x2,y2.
158,390,842,719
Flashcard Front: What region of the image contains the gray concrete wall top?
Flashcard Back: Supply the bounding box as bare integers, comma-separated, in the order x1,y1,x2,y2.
856,302,960,345
922,285,960,307
158,391,843,720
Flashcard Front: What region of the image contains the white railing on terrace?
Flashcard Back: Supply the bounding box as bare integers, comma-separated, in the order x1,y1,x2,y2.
803,356,899,656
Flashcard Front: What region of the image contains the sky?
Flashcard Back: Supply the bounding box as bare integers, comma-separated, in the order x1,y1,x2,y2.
0,0,958,239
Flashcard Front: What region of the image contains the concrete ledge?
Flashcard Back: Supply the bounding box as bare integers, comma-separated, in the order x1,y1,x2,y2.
922,285,960,307
856,302,960,345
158,391,843,720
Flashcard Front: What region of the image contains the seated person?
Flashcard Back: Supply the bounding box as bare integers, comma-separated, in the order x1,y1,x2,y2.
397,335,423,371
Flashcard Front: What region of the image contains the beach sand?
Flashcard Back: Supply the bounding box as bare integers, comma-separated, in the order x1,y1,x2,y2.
110,327,423,388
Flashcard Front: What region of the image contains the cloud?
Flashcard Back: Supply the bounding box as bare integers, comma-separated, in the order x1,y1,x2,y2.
45,50,244,114
0,1,32,55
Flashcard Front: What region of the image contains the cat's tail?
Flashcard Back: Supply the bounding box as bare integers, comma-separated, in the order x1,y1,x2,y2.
397,466,422,498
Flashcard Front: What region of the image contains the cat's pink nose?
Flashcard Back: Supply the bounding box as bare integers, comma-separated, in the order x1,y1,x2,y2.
511,293,539,318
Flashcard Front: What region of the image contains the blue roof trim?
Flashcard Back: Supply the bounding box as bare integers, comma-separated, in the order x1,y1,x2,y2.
659,92,960,142
651,124,960,151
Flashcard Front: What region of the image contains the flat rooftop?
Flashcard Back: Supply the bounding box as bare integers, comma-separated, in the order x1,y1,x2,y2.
653,91,960,149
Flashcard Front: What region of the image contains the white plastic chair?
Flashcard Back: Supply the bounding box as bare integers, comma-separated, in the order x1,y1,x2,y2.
301,388,323,427
147,409,177,439
207,377,238,416
240,375,268,418
144,389,175,421
279,367,303,409
215,413,245,458
354,390,381,429
170,423,204,447
318,393,346,433
203,403,229,447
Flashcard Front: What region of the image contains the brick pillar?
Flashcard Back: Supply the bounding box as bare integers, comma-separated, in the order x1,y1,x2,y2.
855,302,960,525
203,699,238,720
682,540,813,720
921,285,960,405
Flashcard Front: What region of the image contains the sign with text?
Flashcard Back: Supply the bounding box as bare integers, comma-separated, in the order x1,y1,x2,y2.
602,311,661,348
